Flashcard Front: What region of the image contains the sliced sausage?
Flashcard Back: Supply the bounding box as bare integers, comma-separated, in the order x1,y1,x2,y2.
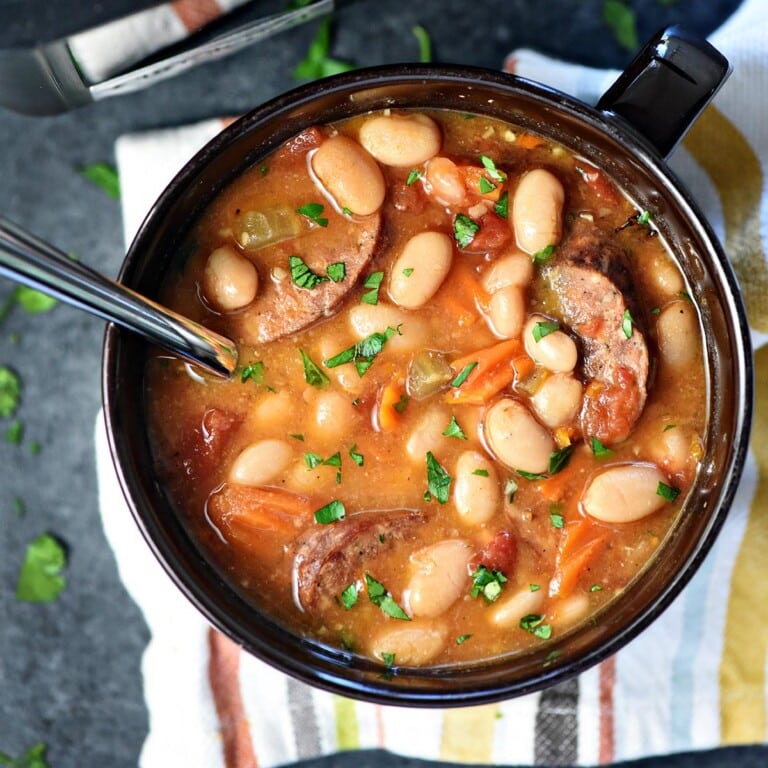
545,224,649,444
292,509,425,612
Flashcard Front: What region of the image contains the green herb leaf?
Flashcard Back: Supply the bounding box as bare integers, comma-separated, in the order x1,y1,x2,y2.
453,213,480,249
480,154,507,183
532,320,559,342
517,468,547,481
603,0,639,51
657,481,681,503
622,308,634,339
470,565,508,603
402,267,414,277
532,244,555,266
637,209,652,226
663,423,677,432
323,325,399,376
13,286,58,314
304,452,323,469
299,349,330,388
0,742,51,768
549,445,574,475
340,583,358,610
391,393,409,414
365,573,410,620
426,451,452,504
5,419,23,444
327,262,346,283
314,499,346,524
589,584,603,592
442,415,467,440
289,254,329,290
456,634,472,645
80,162,120,199
240,361,265,385
479,176,497,194
472,468,490,477
494,190,509,219
530,583,541,592
519,613,553,640
406,169,423,186
349,444,364,466
290,433,305,441
16,534,67,603
0,365,21,418
360,271,384,305
451,361,477,387
381,651,396,668
590,436,613,458
412,24,432,63
297,202,329,227
293,18,356,81
550,511,565,529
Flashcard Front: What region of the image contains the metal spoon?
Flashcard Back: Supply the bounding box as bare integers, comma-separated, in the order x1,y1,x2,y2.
0,217,238,377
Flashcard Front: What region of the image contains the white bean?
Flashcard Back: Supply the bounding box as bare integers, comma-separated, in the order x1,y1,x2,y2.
424,156,465,206
404,539,472,618
307,390,357,443
358,113,441,167
369,621,448,666
656,300,701,369
482,252,534,292
406,406,452,462
388,231,453,309
647,424,700,481
453,451,500,525
252,391,293,431
487,284,526,339
582,462,669,523
202,245,258,311
483,398,554,474
489,585,545,628
551,593,590,627
524,314,578,373
229,439,293,486
311,135,386,215
530,373,583,429
647,254,685,297
347,302,427,354
512,168,565,255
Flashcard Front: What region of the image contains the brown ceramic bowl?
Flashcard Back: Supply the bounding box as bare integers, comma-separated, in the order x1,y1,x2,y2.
102,27,752,705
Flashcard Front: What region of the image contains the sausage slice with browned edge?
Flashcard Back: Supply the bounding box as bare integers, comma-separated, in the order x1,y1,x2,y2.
545,224,649,444
292,509,425,613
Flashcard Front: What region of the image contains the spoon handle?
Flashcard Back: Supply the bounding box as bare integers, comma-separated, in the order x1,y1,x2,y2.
0,217,238,377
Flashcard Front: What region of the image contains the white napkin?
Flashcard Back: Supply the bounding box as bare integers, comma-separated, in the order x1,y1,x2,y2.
98,1,768,764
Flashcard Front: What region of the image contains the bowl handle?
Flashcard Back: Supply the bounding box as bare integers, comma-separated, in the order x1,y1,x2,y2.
596,25,731,159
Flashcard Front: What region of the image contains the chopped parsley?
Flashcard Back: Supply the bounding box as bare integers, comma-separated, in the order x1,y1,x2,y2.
412,24,432,63
590,436,613,458
532,320,559,342
240,361,265,385
296,202,329,227
0,365,21,417
530,583,541,592
657,481,681,503
517,469,547,481
549,445,574,475
663,424,677,432
479,154,507,183
393,394,409,414
453,213,480,249
349,444,364,467
305,451,342,482
0,742,51,768
290,433,305,441
11,286,58,315
323,325,400,376
442,415,467,440
472,468,490,477
602,0,639,52
314,499,346,524
637,209,652,226
292,18,356,80
622,308,634,339
365,573,410,620
289,255,329,290
5,420,23,444
406,169,423,186
532,244,555,266
402,267,414,277
340,583,358,609
479,176,496,195
519,613,553,640
360,271,384,305
381,652,396,668
16,533,67,603
550,510,565,529
451,361,477,387
425,451,452,504
299,349,330,388
327,262,346,283
79,162,120,199
494,190,509,219
456,634,472,645
470,565,507,603
589,584,603,592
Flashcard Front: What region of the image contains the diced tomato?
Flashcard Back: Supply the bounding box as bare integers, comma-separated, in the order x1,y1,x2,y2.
470,529,516,576
462,212,511,253
179,407,242,482
577,162,623,205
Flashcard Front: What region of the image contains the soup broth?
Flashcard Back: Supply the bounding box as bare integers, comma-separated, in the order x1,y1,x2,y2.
146,109,706,668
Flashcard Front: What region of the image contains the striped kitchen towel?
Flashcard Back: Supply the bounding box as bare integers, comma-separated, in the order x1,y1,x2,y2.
97,0,768,764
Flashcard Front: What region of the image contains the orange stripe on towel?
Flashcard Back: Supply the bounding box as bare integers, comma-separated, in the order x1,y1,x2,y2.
598,656,616,763
172,0,224,33
208,628,259,768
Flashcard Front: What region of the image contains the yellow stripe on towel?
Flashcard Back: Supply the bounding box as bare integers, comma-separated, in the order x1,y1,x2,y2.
440,704,500,761
333,695,360,749
719,344,768,743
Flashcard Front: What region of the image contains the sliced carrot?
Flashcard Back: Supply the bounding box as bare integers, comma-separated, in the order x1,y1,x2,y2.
445,338,532,405
377,376,407,431
432,259,484,328
515,132,546,150
459,165,504,201
549,509,608,598
538,446,591,503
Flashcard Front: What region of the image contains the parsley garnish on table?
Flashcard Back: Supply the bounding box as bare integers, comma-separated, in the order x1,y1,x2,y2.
293,18,356,81
79,162,121,199
15,533,68,603
0,741,51,768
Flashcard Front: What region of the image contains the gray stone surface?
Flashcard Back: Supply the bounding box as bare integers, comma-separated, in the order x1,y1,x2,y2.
0,1,748,766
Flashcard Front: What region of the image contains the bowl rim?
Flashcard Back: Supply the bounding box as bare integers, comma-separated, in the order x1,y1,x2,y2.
102,63,754,706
